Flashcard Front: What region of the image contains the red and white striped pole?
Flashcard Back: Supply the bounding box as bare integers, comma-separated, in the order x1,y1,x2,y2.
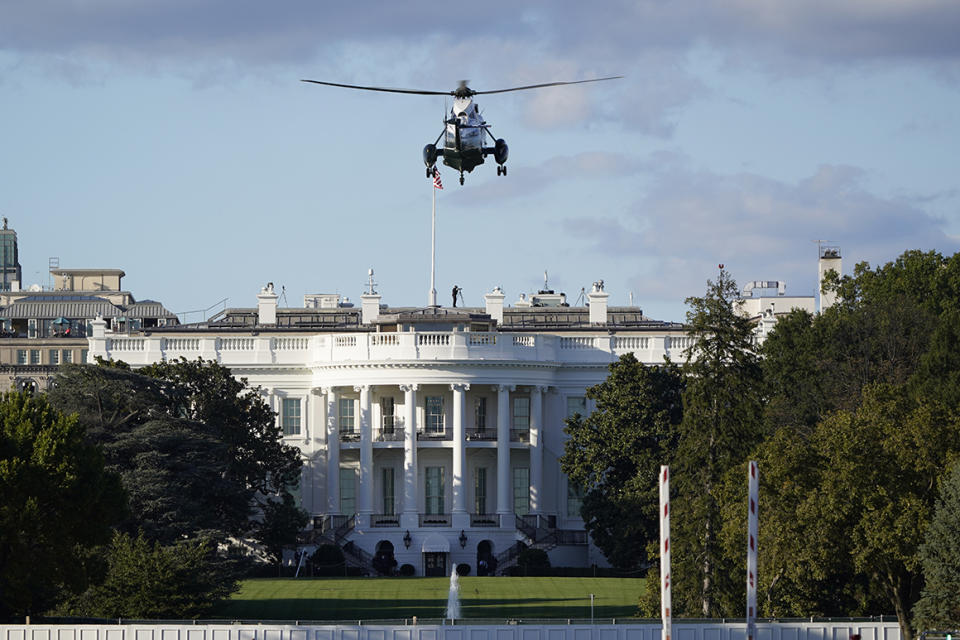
746,461,759,640
659,465,671,640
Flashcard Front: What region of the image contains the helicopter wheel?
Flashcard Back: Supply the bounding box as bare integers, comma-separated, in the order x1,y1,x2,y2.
426,166,432,178
459,173,465,185
496,166,501,176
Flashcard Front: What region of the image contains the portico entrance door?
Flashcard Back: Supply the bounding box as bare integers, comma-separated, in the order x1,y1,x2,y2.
424,552,447,577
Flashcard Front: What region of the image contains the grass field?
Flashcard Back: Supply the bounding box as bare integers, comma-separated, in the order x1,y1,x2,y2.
211,577,646,621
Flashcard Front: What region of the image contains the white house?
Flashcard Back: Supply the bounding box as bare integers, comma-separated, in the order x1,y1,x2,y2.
87,280,699,576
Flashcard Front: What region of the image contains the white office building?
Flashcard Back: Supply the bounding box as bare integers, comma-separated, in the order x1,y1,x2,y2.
88,279,698,576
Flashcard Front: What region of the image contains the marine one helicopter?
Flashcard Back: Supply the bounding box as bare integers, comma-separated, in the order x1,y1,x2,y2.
301,76,621,185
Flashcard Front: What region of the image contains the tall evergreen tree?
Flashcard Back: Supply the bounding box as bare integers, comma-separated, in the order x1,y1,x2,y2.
672,268,765,616
913,458,960,631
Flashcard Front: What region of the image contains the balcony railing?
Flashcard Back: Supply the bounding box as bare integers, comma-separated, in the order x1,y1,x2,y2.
419,513,451,527
510,428,530,443
470,513,500,527
376,427,404,442
370,513,401,527
417,429,450,441
340,430,360,442
466,429,496,441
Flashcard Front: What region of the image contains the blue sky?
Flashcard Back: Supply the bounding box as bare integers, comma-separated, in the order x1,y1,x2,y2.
2,1,959,322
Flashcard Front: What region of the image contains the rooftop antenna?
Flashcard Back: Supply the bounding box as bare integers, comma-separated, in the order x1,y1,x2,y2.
544,270,549,291
279,285,289,307
629,291,634,307
366,268,378,295
575,287,587,306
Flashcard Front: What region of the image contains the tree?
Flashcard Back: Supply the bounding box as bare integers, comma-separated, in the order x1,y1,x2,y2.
672,268,765,617
560,353,683,569
0,392,125,620
47,360,304,546
255,492,310,569
58,531,238,619
913,458,960,631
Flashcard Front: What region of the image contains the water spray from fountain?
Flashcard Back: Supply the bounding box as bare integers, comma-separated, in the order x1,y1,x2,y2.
446,567,461,621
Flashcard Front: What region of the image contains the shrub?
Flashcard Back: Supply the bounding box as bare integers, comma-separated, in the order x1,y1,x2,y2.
456,563,471,576
309,544,345,577
516,548,551,576
399,563,415,576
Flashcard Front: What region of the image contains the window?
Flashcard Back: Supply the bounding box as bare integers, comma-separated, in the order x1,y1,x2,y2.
29,350,40,365
474,467,487,514
16,350,26,365
426,396,444,434
382,468,395,515
567,482,584,519
567,396,587,418
27,319,36,338
474,397,487,431
340,467,356,515
381,396,395,433
513,467,530,516
80,349,88,363
425,466,445,515
49,350,60,365
339,397,355,433
62,350,72,364
512,396,530,429
281,397,301,436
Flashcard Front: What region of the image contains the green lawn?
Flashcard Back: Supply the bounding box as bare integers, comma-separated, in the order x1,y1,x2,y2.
211,577,645,621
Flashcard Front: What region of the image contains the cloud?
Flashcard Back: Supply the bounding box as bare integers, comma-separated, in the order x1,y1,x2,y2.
561,161,960,307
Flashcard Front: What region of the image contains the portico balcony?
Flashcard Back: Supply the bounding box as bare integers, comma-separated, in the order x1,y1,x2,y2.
97,330,687,368
419,513,452,527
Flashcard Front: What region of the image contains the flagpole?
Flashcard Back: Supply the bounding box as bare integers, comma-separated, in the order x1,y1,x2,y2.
429,173,437,307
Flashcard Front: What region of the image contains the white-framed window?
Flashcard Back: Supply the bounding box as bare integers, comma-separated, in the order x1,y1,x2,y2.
16,350,27,365
425,466,445,515
49,349,60,365
339,397,355,433
382,467,395,515
567,481,584,519
62,350,72,364
512,396,530,429
29,350,40,365
425,396,444,434
340,467,357,515
80,349,88,363
474,397,487,431
566,396,587,418
381,396,395,433
513,467,530,516
474,467,487,514
281,397,301,436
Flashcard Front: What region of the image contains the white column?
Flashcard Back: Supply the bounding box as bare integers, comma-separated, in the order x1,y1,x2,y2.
529,385,544,515
496,384,515,517
357,385,373,527
324,387,340,514
451,383,469,524
401,383,419,529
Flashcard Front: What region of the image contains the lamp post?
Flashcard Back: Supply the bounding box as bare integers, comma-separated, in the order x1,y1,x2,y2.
590,593,594,624
459,530,467,548
403,530,412,549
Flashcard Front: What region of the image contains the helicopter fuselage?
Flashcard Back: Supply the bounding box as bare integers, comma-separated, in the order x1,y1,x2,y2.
424,95,508,183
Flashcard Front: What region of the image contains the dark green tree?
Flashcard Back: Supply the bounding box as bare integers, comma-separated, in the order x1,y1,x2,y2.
58,531,237,619
672,268,765,617
560,353,683,569
0,392,125,620
255,492,310,569
47,360,303,546
913,458,960,631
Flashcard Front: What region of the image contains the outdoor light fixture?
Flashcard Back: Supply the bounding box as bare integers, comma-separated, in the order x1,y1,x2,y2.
459,530,467,548
403,530,412,549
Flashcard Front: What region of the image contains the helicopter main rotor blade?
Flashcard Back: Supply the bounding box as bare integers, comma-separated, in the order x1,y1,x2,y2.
301,79,451,96
472,76,623,95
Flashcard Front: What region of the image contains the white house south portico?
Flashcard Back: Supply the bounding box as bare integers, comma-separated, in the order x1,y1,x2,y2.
88,281,693,576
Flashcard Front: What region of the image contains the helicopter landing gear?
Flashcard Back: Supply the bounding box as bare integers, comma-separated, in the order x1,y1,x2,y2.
426,165,434,178
497,165,507,176
459,172,465,185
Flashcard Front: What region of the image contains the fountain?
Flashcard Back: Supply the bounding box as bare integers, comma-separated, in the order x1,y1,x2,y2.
446,568,461,621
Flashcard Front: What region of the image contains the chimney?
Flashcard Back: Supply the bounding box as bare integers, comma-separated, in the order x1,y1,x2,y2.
587,280,609,325
484,286,506,324
818,246,842,312
257,282,279,325
361,269,381,324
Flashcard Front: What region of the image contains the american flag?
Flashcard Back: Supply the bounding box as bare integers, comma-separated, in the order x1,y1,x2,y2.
433,167,443,190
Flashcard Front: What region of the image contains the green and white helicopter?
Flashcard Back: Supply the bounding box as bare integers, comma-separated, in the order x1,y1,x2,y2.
301,76,621,185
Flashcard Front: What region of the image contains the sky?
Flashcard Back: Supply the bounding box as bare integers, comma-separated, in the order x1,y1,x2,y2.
2,1,959,323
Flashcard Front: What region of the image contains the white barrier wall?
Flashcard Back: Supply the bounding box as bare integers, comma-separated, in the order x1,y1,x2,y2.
0,622,901,640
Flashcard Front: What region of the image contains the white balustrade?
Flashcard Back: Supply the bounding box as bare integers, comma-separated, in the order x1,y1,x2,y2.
417,333,450,346
468,333,497,345
560,336,595,349
614,336,649,350
108,337,144,352
220,337,255,351
512,335,534,347
274,337,308,350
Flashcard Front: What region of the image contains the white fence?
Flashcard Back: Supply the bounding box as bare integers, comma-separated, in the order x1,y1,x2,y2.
0,621,901,640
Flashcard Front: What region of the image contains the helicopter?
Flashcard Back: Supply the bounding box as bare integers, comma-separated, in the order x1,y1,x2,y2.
301,76,622,185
